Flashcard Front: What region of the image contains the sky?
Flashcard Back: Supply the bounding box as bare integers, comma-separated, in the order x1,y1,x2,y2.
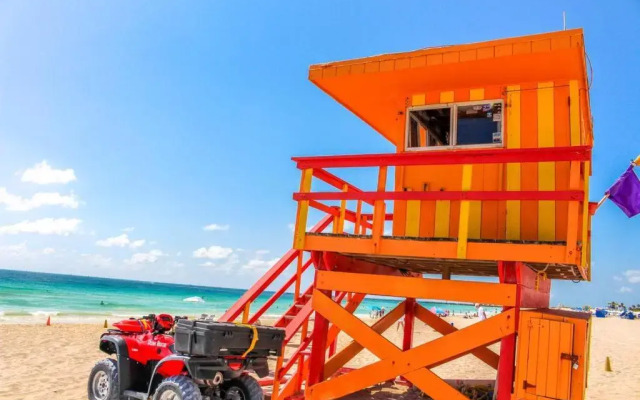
0,1,638,307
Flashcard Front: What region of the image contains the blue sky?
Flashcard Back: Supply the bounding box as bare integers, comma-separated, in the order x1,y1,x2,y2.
0,1,638,307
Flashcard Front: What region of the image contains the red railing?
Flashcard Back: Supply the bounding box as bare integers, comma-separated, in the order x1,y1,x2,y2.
290,145,592,268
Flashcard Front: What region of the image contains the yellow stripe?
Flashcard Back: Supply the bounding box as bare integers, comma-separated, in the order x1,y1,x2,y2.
468,89,484,239
412,94,426,106
405,199,420,237
457,165,473,258
569,80,580,146
433,90,454,238
537,82,555,241
293,169,313,249
506,85,521,240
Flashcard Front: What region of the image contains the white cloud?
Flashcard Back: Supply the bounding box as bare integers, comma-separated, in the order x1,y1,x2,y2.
129,239,146,249
0,218,81,235
619,286,633,293
623,270,640,284
0,242,28,256
613,275,623,282
20,161,76,184
193,245,233,260
82,253,112,268
0,188,79,211
126,249,165,265
242,257,279,272
122,227,135,232
203,223,230,231
288,223,295,232
42,247,56,255
96,233,145,249
255,249,270,255
200,261,216,267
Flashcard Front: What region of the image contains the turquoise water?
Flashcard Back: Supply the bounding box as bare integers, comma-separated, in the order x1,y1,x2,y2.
0,269,484,323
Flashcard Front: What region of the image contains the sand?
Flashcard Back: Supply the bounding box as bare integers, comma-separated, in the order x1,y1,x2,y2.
0,316,638,400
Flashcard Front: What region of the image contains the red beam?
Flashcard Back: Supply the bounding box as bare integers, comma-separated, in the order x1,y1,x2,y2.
293,145,591,169
295,190,584,202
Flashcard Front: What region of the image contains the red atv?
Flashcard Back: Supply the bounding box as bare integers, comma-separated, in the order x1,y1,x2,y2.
88,314,284,400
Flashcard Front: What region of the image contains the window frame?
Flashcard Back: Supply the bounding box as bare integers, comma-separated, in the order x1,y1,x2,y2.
405,99,505,151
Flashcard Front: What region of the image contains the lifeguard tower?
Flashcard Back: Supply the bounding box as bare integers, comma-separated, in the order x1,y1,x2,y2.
220,29,594,400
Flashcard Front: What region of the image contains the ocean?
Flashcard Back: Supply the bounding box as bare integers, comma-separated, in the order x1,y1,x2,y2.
0,269,486,323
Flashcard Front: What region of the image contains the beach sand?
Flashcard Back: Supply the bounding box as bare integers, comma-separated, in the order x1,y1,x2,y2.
0,316,637,399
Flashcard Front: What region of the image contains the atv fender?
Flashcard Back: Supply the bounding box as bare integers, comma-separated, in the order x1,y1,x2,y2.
99,335,136,395
146,355,193,398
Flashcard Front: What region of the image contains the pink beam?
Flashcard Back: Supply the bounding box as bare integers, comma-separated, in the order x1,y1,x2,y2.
294,190,584,202
292,145,591,169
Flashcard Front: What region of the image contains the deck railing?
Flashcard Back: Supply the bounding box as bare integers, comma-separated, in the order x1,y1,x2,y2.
291,145,592,278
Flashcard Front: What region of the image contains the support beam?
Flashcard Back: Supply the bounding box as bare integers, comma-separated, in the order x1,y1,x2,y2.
403,299,416,352
311,290,468,400
309,290,516,400
316,270,517,306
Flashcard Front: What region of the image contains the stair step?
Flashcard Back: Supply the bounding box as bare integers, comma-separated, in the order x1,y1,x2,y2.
293,303,304,308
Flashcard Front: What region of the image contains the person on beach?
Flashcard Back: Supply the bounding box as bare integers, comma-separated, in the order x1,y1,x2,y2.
475,303,487,321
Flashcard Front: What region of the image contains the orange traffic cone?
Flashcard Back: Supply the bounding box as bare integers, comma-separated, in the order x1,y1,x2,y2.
46,316,51,326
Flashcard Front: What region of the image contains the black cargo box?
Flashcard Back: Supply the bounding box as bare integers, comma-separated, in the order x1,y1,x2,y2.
174,320,285,358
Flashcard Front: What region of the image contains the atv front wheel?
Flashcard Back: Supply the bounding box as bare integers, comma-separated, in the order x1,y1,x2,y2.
221,375,263,400
154,375,202,400
88,358,120,400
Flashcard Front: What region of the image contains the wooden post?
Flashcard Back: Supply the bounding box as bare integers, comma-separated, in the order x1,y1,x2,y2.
354,200,362,234
307,267,331,388
496,261,518,400
403,298,415,352
338,183,348,233
272,353,284,398
294,168,313,249
372,166,388,251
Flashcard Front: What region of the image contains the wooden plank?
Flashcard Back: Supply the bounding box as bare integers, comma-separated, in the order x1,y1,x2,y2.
433,90,454,239
457,164,473,258
581,162,591,269
545,320,561,399
434,200,451,237
521,83,538,241
538,82,556,241
316,271,517,306
303,234,570,266
405,198,421,237
569,80,580,146
525,318,541,395
536,319,551,396
557,321,574,399
309,299,515,400
294,168,314,249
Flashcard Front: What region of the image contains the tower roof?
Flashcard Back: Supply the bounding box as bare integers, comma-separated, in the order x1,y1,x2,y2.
309,29,590,146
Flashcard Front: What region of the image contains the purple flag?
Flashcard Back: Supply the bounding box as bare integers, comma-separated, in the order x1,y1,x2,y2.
606,165,640,218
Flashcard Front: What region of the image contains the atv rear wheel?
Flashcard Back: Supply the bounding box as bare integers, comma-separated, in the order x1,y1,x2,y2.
153,375,202,400
221,375,263,400
88,358,119,400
